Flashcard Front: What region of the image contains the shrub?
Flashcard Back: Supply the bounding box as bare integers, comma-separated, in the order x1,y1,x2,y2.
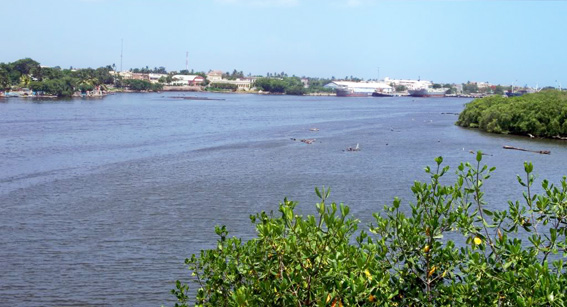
457,90,567,138
207,83,238,91
171,153,567,306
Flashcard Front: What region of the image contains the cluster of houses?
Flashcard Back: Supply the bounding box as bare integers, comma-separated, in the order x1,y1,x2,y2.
115,70,257,91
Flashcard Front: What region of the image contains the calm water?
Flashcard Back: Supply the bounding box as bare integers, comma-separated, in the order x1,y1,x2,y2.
1,93,566,306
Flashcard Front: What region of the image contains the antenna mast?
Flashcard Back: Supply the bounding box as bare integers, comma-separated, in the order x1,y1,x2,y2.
120,39,123,72
186,51,189,72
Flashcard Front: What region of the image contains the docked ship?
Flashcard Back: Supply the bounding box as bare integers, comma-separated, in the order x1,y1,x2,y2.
336,88,374,97
505,90,529,97
335,87,376,97
372,92,400,97
408,88,447,97
331,81,393,97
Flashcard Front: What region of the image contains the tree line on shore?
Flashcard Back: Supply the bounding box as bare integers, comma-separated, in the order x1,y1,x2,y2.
0,58,164,97
4,58,541,98
456,90,567,138
254,76,334,95
171,154,567,306
0,58,335,97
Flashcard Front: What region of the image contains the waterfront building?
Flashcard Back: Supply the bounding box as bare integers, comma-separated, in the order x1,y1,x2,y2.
207,70,255,91
382,77,432,90
324,81,393,92
210,78,254,91
324,81,393,97
149,73,168,83
206,70,224,82
130,73,150,81
171,75,205,86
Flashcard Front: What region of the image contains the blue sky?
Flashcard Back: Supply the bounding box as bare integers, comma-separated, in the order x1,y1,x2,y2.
2,0,566,86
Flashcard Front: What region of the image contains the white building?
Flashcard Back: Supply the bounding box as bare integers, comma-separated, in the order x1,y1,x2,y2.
383,77,432,90
171,75,205,86
324,81,393,93
149,73,168,83
206,70,224,82
206,70,254,91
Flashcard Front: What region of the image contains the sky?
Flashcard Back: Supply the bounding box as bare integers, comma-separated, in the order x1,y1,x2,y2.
1,0,566,86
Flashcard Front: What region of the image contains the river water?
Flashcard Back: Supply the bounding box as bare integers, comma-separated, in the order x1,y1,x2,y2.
1,93,566,306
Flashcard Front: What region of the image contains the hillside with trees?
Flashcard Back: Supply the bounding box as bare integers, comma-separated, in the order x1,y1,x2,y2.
456,90,567,138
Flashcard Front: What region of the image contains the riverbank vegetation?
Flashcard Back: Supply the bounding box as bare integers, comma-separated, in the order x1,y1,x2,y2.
122,79,163,92
0,58,166,97
171,153,567,306
456,90,567,138
205,83,238,92
254,76,307,95
0,58,118,97
254,76,334,95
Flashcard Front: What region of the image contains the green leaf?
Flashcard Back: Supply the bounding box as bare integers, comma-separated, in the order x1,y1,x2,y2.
315,187,321,199
524,162,533,174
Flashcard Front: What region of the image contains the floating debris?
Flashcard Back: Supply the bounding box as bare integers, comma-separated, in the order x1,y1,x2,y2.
290,138,316,144
503,145,550,155
469,150,492,156
170,96,225,101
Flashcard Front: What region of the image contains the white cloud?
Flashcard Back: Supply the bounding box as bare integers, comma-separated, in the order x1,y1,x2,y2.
214,0,299,7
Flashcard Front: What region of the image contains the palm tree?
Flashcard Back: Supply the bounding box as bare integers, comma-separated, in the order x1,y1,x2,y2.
19,75,31,88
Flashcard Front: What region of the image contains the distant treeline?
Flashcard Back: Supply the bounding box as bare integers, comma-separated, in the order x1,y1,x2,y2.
456,90,567,138
254,76,333,95
0,58,162,97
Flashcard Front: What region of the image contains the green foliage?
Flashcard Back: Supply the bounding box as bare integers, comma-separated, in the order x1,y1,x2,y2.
223,69,245,80
11,58,41,81
462,81,480,94
254,77,306,95
494,85,506,95
171,154,567,306
456,90,567,137
303,78,334,94
131,66,167,74
0,58,116,97
123,79,162,91
207,83,238,91
395,85,407,92
30,77,77,97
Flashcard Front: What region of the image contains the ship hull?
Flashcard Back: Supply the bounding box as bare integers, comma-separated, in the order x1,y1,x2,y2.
336,88,374,97
408,89,446,97
372,92,399,97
